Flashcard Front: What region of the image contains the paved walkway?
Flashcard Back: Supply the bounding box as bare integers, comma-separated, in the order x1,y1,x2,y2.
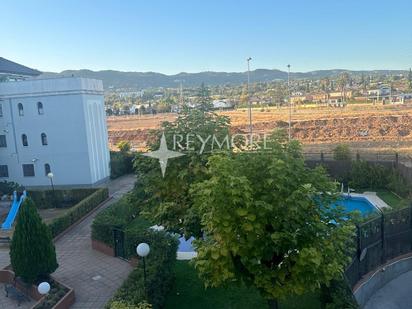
52,174,136,309
364,270,412,309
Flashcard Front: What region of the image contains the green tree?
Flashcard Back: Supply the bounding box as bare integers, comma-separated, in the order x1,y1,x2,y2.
191,136,356,308
117,140,131,153
10,198,58,283
333,144,352,161
135,106,230,237
408,68,412,91
196,82,213,111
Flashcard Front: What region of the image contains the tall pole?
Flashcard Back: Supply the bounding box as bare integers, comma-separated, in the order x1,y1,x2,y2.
287,64,291,142
180,81,183,106
143,257,147,297
247,57,252,144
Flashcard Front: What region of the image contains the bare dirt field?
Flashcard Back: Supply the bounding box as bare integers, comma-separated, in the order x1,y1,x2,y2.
107,103,412,156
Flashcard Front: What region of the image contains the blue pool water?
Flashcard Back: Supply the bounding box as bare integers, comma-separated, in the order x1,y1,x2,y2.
177,196,378,254
333,196,378,217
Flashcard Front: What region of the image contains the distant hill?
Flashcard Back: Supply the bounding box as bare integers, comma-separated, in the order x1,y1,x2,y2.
39,68,407,90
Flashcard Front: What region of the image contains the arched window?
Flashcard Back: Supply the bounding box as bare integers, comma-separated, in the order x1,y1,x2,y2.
37,102,44,115
44,163,51,176
18,103,24,116
41,133,48,145
22,134,28,146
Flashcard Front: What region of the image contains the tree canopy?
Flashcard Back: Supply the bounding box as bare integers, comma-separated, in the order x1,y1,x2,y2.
190,135,356,305
134,105,230,237
10,198,58,283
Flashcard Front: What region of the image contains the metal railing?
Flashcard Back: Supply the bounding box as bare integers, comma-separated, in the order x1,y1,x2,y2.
345,206,412,288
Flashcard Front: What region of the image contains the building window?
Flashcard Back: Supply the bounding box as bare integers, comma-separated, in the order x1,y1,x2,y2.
41,133,48,145
37,102,44,115
18,103,24,116
22,134,28,146
0,165,8,178
0,135,6,148
22,164,35,177
0,103,3,117
44,163,51,176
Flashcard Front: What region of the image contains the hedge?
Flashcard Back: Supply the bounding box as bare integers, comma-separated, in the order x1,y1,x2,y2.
110,151,135,179
320,277,359,309
29,188,97,209
48,187,109,238
107,230,178,309
91,194,140,247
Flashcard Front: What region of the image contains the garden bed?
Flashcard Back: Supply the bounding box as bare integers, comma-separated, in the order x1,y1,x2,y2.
0,269,74,309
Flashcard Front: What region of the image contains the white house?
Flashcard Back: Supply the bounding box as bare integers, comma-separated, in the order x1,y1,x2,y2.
0,69,110,188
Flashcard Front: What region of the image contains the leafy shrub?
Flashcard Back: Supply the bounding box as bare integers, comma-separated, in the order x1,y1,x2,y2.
110,151,135,179
108,230,178,309
320,277,358,309
333,144,352,161
92,194,140,246
48,188,108,237
29,188,96,209
387,170,411,198
10,198,58,284
109,301,152,309
349,161,388,189
117,141,132,153
0,180,22,195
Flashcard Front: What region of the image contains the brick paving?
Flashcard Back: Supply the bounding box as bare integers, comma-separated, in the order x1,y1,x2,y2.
53,175,136,309
0,174,136,309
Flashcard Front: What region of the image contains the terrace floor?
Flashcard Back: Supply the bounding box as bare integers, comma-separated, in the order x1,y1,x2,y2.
364,270,412,309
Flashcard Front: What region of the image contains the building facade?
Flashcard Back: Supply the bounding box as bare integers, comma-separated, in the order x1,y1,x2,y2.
0,77,110,188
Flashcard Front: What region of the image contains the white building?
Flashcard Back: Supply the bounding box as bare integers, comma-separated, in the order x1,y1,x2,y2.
0,72,110,188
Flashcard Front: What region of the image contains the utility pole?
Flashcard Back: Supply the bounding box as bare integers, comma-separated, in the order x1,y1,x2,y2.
180,80,183,106
247,57,252,144
287,64,292,142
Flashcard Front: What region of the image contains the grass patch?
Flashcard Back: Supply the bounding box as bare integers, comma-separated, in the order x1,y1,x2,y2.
376,191,408,209
165,261,321,309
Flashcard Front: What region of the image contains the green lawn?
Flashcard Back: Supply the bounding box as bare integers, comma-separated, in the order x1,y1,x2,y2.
165,261,321,309
376,190,408,209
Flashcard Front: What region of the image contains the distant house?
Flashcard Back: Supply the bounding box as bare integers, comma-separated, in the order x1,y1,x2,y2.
310,91,329,103
328,90,353,105
368,86,391,101
0,57,41,81
212,99,233,110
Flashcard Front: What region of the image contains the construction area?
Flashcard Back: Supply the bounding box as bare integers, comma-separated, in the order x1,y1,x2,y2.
107,103,412,156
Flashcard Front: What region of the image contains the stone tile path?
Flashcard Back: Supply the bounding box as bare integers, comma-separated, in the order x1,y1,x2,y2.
0,174,136,309
53,174,136,309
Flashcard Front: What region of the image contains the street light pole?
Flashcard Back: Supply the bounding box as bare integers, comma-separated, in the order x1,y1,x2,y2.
136,243,150,297
287,64,292,142
247,57,252,144
47,172,55,206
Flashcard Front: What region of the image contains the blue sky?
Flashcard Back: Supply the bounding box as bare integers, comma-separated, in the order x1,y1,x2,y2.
1,0,411,74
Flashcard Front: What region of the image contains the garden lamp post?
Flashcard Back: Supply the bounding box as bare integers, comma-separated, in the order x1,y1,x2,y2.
136,243,150,296
47,172,55,192
47,172,56,207
37,281,51,296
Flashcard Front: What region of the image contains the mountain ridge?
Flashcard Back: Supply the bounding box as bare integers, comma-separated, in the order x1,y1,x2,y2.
39,68,407,89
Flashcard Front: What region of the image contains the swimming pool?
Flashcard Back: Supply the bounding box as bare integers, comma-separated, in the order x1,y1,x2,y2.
333,196,378,217
176,195,379,258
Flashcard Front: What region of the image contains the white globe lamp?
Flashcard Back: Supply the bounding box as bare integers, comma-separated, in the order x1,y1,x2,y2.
38,282,51,295
136,243,150,257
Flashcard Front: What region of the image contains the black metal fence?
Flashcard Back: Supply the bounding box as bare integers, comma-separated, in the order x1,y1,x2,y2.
345,206,412,288
303,151,399,163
